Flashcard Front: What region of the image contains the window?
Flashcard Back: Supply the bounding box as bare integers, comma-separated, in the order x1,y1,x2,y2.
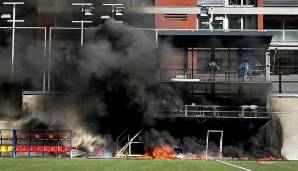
164,14,188,21
243,0,256,5
229,17,241,29
199,17,210,29
229,0,256,5
264,16,298,30
271,50,298,74
264,16,283,29
228,15,257,29
243,16,257,29
264,0,298,6
229,0,241,5
198,0,224,6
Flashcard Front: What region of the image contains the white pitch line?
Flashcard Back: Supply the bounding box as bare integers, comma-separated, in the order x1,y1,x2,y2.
216,160,253,171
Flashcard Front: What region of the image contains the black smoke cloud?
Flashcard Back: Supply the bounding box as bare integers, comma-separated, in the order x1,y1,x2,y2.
0,20,182,151
50,20,182,125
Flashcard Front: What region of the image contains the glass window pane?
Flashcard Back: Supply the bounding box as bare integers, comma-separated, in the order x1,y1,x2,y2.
244,16,257,29
198,0,224,5
243,0,257,5
229,0,241,5
284,17,298,29
199,17,210,29
229,17,241,29
264,0,298,6
264,16,283,29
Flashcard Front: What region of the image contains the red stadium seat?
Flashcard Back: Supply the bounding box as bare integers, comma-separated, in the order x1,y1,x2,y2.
30,146,36,152
36,146,43,152
16,146,22,152
58,146,64,153
51,146,57,152
22,146,29,152
64,146,71,152
44,146,51,152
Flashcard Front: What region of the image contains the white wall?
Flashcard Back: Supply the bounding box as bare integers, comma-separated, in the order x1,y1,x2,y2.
271,98,298,160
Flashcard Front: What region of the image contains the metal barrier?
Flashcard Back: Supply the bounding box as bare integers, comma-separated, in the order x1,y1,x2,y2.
162,105,271,119
160,69,266,82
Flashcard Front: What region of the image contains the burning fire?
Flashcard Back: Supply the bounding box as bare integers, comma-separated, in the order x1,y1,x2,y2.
257,156,283,161
199,154,207,160
152,144,174,160
239,156,250,160
138,145,207,160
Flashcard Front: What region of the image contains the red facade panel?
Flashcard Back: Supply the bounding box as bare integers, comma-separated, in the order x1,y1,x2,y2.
155,0,197,29
257,0,264,30
155,0,197,6
155,14,197,29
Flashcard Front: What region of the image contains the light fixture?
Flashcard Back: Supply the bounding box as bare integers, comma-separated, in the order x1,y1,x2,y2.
1,13,11,19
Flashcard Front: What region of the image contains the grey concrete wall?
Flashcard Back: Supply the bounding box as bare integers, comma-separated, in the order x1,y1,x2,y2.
271,98,298,160
271,75,298,93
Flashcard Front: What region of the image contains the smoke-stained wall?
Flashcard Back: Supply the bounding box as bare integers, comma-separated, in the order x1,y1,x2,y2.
271,97,298,160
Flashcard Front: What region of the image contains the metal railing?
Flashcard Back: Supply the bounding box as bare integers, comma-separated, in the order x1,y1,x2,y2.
160,69,266,82
162,105,271,119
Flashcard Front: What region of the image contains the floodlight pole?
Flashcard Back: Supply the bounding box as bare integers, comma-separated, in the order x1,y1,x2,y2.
72,20,93,46
3,2,24,82
102,3,124,19
72,3,93,46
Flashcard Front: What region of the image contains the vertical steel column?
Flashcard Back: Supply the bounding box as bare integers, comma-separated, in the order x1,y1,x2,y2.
43,28,47,91
70,130,72,158
192,48,194,79
12,130,17,157
265,51,271,81
0,130,2,157
279,74,282,94
56,130,58,158
42,130,45,158
48,28,52,91
205,131,209,160
128,142,131,156
11,4,16,82
219,131,223,159
29,130,31,157
81,21,84,46
191,48,194,98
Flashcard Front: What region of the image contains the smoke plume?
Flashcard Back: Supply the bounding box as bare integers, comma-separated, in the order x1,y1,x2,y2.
0,20,182,152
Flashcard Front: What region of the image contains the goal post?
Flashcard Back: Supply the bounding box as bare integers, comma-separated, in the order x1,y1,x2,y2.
205,130,223,160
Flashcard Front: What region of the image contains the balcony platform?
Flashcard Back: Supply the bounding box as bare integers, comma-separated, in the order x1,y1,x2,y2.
161,80,271,84
161,105,272,119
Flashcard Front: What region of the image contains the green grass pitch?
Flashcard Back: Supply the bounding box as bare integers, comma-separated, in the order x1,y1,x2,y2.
0,159,297,171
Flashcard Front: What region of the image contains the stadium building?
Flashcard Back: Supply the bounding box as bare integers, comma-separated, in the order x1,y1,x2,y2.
0,0,298,159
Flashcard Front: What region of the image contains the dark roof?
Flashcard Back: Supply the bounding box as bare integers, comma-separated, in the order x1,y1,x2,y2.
158,31,273,48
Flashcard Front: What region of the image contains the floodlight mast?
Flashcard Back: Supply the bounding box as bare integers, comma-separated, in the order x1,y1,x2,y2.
72,20,93,46
102,3,124,19
72,3,93,46
3,1,24,83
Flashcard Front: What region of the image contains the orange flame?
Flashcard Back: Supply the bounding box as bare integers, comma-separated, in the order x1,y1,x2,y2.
199,153,207,160
239,156,250,160
152,144,174,160
257,156,283,161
